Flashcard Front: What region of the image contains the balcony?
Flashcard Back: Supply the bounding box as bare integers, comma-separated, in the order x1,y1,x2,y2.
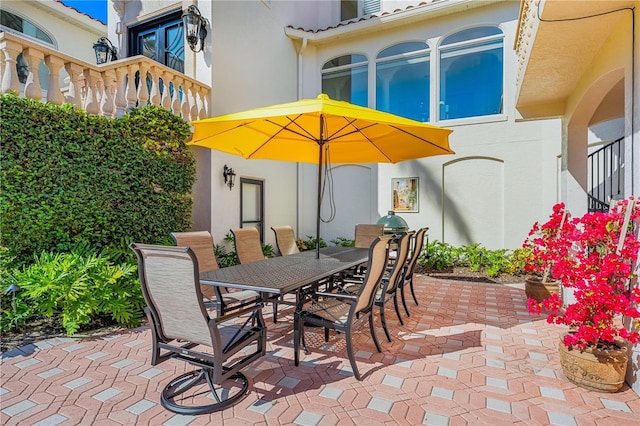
0,31,210,120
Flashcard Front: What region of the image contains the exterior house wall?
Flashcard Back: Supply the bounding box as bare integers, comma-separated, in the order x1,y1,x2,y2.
296,1,561,249
1,0,105,64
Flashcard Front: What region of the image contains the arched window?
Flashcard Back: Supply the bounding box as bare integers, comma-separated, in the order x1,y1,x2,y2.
439,27,503,120
321,54,368,107
376,42,430,122
1,10,56,86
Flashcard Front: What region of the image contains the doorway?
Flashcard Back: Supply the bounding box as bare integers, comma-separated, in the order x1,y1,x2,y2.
240,178,264,241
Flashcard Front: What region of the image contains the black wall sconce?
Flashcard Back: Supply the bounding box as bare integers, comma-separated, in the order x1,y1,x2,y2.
93,37,118,64
182,4,208,52
223,165,236,190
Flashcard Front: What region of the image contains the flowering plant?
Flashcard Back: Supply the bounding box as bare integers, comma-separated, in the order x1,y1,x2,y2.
522,203,572,282
527,198,640,350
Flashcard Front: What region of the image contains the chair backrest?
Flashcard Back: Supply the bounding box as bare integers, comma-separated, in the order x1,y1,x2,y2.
170,231,219,273
406,227,428,273
271,225,299,256
130,243,213,347
231,228,265,264
354,224,384,248
353,235,393,313
384,231,414,294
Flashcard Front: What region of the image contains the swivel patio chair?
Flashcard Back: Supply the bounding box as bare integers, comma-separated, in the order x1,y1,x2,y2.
170,231,260,317
293,235,392,380
271,225,300,256
130,243,267,414
401,227,429,315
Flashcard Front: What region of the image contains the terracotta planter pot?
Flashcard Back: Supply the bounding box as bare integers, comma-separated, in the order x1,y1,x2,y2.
558,335,628,392
525,276,560,302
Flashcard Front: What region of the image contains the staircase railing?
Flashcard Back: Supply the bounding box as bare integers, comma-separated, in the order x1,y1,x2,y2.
587,137,624,212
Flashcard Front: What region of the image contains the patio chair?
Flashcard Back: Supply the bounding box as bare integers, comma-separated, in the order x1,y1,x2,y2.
271,225,300,256
231,228,265,264
293,235,392,380
401,227,429,314
130,243,267,414
170,231,260,317
339,232,413,342
352,223,384,274
231,227,281,321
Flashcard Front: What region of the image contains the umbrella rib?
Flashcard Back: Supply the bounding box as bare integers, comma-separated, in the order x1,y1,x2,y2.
244,116,318,158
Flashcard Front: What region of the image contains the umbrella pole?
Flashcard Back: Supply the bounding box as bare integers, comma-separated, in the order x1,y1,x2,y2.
316,141,323,260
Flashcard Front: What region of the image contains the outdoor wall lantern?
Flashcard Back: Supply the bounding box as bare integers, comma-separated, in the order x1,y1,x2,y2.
182,4,208,52
93,37,118,64
223,165,236,190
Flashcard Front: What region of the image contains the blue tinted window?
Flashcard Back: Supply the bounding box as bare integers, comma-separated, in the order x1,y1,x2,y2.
322,55,368,106
376,42,430,122
439,28,503,120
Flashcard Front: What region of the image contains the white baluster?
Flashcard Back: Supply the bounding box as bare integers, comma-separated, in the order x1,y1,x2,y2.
171,77,182,114
100,69,116,118
44,55,64,105
1,39,22,94
82,69,101,115
126,64,138,109
114,66,127,117
161,71,172,110
189,86,198,120
181,81,191,120
148,66,161,106
64,62,84,108
23,48,44,100
137,62,150,107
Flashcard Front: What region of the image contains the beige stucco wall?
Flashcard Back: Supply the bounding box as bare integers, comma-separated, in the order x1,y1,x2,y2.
2,0,105,64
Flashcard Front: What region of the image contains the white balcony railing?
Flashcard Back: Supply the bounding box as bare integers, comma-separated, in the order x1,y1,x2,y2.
0,31,210,120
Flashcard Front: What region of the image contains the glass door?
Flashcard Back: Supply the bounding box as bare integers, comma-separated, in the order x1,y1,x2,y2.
240,178,264,241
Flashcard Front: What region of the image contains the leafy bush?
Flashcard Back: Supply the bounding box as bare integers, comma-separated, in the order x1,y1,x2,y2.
0,94,195,267
331,237,355,247
1,244,143,335
418,240,525,278
296,236,327,251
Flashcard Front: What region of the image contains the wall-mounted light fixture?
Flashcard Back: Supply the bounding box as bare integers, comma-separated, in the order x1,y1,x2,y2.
93,37,118,64
223,165,236,190
182,4,208,52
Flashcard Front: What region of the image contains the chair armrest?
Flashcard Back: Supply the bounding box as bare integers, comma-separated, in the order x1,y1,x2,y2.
211,302,263,323
314,291,357,301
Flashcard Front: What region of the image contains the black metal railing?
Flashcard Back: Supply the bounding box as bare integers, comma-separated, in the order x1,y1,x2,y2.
587,137,624,212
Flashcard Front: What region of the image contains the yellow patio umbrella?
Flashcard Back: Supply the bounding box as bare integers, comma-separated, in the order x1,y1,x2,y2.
190,94,454,257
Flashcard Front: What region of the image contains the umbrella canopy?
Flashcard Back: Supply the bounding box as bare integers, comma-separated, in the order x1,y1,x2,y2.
190,94,454,257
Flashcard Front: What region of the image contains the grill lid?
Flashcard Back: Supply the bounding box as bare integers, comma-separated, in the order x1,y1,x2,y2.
376,211,409,234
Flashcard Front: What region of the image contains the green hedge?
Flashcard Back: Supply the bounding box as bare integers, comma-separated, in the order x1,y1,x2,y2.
0,94,196,266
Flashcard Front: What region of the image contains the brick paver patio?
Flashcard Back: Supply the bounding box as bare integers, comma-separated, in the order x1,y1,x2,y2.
2,275,639,425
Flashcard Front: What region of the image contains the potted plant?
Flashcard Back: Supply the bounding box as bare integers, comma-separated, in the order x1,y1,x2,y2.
522,203,571,302
527,197,640,392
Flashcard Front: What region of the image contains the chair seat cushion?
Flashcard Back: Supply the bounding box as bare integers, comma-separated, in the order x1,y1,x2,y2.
222,290,260,303
304,298,351,324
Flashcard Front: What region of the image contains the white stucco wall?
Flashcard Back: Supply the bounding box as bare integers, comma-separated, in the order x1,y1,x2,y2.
296,1,562,249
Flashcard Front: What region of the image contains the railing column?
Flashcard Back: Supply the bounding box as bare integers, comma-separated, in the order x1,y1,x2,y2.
22,48,43,100
64,62,84,109
171,77,182,114
137,62,150,107
44,55,65,105
148,66,161,106
83,69,101,115
161,71,172,110
181,80,191,120
0,39,22,94
114,66,127,117
100,69,116,118
126,64,138,110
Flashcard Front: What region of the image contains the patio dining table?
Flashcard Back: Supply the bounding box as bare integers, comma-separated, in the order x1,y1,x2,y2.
199,246,368,297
